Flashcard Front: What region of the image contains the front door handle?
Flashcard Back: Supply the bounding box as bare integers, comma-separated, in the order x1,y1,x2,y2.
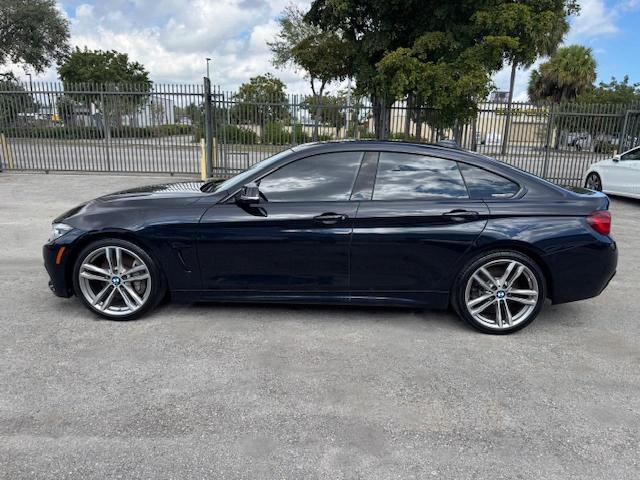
442,209,480,221
313,212,348,224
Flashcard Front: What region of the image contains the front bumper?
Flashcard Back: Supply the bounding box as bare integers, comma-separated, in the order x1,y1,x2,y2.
43,230,84,298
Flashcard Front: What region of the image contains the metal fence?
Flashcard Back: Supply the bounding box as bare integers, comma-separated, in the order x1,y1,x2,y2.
2,79,640,186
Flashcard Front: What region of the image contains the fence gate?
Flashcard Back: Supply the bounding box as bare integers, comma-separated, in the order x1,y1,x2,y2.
2,80,640,187
0,82,204,174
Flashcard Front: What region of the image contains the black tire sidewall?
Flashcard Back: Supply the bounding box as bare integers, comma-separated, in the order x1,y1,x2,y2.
453,250,546,334
72,238,165,320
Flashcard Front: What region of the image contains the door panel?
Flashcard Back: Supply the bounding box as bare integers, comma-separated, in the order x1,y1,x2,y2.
350,200,489,303
197,201,358,292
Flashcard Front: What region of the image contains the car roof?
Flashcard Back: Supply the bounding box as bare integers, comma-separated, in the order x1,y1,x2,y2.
291,140,504,168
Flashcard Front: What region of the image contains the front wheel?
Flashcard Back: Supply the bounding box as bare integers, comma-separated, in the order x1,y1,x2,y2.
452,251,546,334
72,238,165,320
585,172,602,191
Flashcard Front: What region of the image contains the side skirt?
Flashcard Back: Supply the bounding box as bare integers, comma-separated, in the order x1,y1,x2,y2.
170,290,450,309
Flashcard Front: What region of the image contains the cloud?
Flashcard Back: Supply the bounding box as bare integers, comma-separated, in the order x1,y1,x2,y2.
26,0,312,92
568,0,618,41
491,61,542,102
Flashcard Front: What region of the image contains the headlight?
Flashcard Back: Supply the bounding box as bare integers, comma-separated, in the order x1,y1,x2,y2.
49,223,73,242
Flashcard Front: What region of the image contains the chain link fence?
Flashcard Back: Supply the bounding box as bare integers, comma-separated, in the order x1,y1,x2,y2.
2,79,639,186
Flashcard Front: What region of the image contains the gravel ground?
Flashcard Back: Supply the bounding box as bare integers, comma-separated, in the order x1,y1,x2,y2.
0,172,639,480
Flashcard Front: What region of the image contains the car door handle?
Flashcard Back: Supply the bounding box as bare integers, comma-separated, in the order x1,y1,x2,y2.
313,213,348,224
442,209,480,220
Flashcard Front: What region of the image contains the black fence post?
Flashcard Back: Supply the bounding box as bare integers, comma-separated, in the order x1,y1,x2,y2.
542,103,555,180
203,77,213,178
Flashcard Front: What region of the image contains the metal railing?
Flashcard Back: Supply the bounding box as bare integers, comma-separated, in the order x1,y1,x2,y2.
2,79,639,186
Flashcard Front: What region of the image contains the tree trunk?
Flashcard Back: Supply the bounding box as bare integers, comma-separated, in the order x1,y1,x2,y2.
373,95,390,140
404,93,413,139
501,62,517,155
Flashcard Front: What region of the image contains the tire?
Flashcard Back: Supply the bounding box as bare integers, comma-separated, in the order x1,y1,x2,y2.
585,172,602,192
451,250,546,334
72,238,165,320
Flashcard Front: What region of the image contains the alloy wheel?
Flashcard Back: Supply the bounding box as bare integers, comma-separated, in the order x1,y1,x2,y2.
464,259,539,330
78,246,152,317
586,173,601,191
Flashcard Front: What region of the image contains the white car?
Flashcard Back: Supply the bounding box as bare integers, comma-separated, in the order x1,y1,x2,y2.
584,146,640,199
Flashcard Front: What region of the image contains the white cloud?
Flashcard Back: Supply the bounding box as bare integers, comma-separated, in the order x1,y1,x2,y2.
25,0,313,92
491,61,542,102
568,0,618,41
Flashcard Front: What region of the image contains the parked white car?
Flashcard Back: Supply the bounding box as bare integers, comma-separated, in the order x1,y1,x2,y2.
584,146,640,199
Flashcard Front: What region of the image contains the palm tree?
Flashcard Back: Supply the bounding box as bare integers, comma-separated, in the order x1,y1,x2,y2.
528,45,597,103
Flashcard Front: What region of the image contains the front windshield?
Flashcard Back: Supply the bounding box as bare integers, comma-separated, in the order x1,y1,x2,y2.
210,149,294,193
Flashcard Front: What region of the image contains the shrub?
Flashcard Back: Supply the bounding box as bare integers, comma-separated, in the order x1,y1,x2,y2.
217,124,259,144
593,140,617,154
262,121,290,144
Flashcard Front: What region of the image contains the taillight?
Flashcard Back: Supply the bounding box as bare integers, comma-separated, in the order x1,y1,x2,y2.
587,210,611,235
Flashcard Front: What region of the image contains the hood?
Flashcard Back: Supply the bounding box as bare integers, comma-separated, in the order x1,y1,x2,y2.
98,181,206,200
53,181,212,226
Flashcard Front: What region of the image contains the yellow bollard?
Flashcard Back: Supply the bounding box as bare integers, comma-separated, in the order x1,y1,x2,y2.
199,138,206,181
0,133,14,170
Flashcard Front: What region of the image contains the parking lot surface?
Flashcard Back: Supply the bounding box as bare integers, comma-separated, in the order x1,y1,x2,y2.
1,173,639,479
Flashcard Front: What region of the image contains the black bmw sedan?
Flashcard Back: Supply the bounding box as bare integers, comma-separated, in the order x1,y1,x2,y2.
44,141,617,334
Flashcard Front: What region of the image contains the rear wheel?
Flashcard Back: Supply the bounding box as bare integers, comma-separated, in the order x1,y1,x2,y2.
452,251,546,334
72,238,165,320
585,172,602,191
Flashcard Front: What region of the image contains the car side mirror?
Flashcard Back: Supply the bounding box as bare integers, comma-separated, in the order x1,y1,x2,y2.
613,154,620,162
237,182,260,204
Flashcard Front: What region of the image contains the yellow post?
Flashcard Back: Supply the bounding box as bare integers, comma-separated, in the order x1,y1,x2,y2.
199,138,207,181
0,133,14,170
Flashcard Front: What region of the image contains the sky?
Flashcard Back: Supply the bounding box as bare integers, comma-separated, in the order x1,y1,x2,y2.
13,0,640,100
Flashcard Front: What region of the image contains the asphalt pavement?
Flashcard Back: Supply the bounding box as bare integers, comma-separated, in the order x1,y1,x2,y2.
0,172,638,479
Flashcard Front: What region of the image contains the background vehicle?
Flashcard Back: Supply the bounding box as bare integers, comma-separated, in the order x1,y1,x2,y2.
585,145,640,199
44,141,617,334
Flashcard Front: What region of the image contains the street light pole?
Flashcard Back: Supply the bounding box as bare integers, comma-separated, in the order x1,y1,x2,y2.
205,58,211,80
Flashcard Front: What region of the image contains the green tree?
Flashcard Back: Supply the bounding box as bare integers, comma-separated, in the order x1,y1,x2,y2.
474,0,578,152
528,45,597,103
231,74,290,134
0,75,38,126
577,76,640,104
58,48,152,134
306,0,578,139
0,0,70,75
302,93,347,137
269,5,351,139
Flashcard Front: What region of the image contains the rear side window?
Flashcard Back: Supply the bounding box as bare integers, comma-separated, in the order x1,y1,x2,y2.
373,153,468,200
458,163,520,199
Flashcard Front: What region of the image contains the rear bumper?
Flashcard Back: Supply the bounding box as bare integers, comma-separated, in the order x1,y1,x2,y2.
546,237,618,304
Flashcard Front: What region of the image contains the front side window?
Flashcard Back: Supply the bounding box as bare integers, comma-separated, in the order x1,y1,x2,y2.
621,147,640,161
257,152,363,202
458,163,520,199
372,153,468,200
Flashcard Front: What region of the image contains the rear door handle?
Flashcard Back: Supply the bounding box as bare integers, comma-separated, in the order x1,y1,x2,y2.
313,213,348,224
442,209,479,220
